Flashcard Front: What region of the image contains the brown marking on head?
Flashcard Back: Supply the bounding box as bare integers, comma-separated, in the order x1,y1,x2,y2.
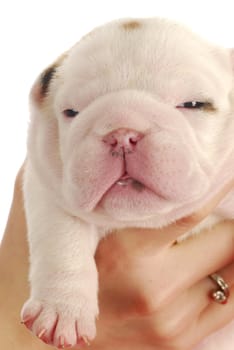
40,65,57,97
31,64,57,106
32,52,68,106
122,21,141,30
203,102,217,112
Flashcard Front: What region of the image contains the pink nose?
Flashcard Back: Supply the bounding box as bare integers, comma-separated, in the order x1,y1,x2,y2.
103,128,144,153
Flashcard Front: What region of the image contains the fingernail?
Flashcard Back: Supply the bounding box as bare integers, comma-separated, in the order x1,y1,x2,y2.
38,329,46,339
82,336,91,346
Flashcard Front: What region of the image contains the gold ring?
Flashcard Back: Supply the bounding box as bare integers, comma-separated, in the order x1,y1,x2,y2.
209,273,230,304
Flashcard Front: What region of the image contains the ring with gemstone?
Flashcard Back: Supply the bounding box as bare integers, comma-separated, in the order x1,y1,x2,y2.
209,273,230,304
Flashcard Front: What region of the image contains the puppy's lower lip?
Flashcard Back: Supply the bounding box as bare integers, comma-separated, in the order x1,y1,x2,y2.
116,177,145,191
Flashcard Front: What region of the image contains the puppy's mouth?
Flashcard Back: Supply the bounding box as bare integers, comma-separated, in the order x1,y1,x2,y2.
96,170,169,220
115,172,146,192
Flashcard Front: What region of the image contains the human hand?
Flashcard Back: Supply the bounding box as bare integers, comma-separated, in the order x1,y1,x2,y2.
92,179,234,350
0,167,233,350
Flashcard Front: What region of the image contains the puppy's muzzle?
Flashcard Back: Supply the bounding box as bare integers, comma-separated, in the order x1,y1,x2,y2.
103,128,144,156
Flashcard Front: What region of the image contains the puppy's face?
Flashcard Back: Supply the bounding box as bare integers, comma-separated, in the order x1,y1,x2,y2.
29,18,234,226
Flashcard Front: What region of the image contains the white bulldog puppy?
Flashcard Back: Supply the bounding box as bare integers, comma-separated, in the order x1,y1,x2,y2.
21,18,234,349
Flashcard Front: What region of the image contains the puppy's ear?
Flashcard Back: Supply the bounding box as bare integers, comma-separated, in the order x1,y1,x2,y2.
40,65,57,98
30,64,57,105
30,53,67,106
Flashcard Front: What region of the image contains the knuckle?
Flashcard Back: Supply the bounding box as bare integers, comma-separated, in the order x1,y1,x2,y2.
132,294,157,317
152,319,182,342
134,289,171,317
151,327,191,350
133,298,184,338
133,295,194,349
150,316,195,349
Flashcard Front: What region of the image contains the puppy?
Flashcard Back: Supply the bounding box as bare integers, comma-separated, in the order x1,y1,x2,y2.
21,18,234,349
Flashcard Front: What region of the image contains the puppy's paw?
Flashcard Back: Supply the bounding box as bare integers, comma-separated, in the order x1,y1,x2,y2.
21,298,98,348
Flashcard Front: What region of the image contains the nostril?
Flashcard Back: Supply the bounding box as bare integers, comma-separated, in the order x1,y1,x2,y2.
103,137,118,147
103,128,144,150
129,137,138,145
110,139,118,147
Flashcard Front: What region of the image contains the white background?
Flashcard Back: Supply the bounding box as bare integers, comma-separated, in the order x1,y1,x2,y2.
0,0,233,240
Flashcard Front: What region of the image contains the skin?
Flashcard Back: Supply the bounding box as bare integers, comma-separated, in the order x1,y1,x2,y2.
0,166,233,350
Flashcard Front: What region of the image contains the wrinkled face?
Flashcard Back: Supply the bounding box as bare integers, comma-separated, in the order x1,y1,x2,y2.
29,18,234,226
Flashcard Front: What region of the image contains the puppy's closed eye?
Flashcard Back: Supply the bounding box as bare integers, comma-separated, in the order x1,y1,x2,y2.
177,101,215,111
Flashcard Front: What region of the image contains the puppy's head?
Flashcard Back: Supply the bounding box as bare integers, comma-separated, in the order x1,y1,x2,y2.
28,18,234,226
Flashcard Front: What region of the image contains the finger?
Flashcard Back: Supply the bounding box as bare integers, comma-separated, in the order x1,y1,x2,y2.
183,261,234,320
164,279,234,350
140,262,234,347
200,260,234,312
166,220,234,292
197,284,234,346
169,177,234,245
141,221,234,306
139,257,233,317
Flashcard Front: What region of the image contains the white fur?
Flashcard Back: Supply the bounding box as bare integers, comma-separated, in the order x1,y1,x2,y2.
21,18,234,349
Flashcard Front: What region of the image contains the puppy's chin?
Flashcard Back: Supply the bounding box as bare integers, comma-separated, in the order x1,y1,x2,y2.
62,172,210,226
96,181,172,222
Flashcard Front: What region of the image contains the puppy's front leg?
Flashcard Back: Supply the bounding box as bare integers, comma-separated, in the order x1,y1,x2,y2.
21,173,99,348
